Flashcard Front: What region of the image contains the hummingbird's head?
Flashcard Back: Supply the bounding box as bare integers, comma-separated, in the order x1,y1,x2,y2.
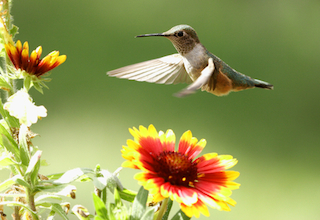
136,25,200,55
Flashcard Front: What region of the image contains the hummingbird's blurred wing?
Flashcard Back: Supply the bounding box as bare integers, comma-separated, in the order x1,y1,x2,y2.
107,54,192,84
175,58,215,97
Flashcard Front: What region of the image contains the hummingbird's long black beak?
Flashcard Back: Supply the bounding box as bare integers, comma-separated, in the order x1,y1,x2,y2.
135,33,166,38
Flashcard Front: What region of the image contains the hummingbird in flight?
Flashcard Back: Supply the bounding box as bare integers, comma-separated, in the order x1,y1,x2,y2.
107,24,273,97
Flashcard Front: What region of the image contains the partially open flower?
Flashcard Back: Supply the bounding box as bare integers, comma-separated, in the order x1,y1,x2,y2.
122,125,240,218
3,89,47,127
4,40,66,77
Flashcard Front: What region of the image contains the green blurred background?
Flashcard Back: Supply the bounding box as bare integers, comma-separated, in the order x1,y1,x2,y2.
8,0,320,219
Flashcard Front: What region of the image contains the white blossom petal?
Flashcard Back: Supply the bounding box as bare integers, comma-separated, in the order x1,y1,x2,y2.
4,90,47,127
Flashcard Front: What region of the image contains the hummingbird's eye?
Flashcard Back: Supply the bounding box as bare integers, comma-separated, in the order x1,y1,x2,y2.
177,31,184,37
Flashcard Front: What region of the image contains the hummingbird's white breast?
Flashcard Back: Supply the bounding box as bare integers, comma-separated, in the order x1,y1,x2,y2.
181,43,207,81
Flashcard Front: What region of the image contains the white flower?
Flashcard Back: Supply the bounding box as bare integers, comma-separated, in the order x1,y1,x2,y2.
3,90,47,127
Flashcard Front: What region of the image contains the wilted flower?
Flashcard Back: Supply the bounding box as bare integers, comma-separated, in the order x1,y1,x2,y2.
4,40,66,77
122,125,240,218
3,89,47,126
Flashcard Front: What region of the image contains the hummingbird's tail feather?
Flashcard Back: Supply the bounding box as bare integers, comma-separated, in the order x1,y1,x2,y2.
254,79,274,90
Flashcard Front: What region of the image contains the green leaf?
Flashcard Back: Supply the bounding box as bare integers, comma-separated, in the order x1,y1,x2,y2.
40,159,49,166
118,188,137,203
130,186,149,220
14,176,31,188
0,175,30,192
33,81,44,94
9,25,19,38
114,188,129,219
107,203,116,220
45,172,64,180
35,194,63,204
92,176,107,191
161,199,173,220
92,193,108,220
19,125,30,166
140,208,155,220
23,75,32,91
95,216,107,220
114,187,122,208
171,210,190,220
0,151,19,167
0,201,39,220
25,150,41,186
0,75,13,92
0,176,16,192
35,183,76,196
53,167,93,184
50,203,69,220
36,202,69,219
0,123,19,157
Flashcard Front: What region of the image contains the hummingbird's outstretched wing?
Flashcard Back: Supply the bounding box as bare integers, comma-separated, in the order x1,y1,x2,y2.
107,54,192,84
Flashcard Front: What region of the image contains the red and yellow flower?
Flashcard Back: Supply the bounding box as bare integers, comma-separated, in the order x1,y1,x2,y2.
122,125,240,218
4,40,66,77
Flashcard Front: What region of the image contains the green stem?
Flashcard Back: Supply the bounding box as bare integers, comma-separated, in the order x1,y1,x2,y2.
25,188,36,212
156,198,169,220
1,0,11,29
13,206,20,220
1,0,16,99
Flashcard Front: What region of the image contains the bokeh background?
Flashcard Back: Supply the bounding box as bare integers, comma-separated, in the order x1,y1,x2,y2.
7,0,320,219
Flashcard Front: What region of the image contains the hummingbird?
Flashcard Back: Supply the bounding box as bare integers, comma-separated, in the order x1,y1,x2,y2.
107,24,273,97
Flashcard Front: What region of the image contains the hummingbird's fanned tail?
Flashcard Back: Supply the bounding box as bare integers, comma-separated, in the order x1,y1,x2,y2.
253,79,274,90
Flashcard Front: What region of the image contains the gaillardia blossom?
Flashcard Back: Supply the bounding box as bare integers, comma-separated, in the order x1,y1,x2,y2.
122,125,240,218
5,40,66,77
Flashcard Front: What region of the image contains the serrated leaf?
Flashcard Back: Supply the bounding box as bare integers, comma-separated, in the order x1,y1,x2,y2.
9,25,19,37
171,210,190,220
130,186,149,220
92,193,108,219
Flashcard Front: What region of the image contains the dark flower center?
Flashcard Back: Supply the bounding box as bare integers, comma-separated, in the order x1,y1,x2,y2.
153,151,198,187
